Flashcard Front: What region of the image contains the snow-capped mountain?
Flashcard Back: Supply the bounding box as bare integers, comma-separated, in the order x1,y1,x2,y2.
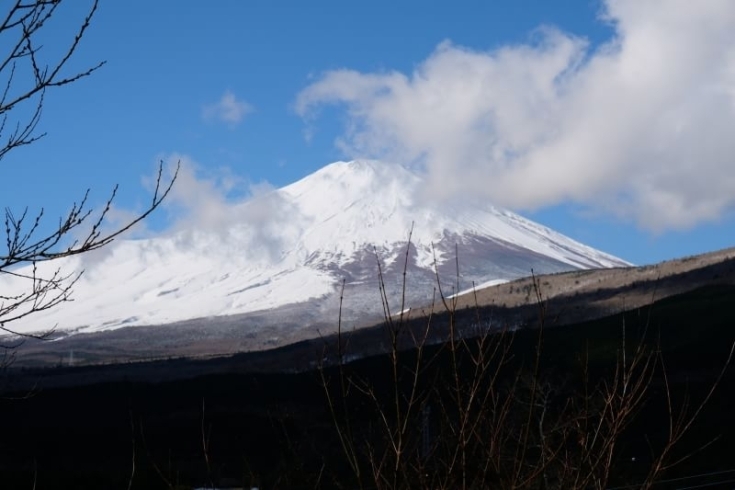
1,160,629,340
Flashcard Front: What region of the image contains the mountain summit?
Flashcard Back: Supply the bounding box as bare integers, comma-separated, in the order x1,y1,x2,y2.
1,160,629,339
279,160,624,270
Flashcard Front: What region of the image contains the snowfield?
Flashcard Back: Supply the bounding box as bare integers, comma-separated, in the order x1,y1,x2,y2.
0,160,629,336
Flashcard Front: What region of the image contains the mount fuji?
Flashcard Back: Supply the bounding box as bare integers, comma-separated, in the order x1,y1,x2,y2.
1,160,629,349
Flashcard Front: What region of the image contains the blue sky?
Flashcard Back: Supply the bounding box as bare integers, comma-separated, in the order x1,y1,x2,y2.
3,0,735,266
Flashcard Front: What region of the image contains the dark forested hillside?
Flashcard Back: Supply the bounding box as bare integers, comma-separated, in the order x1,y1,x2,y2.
1,285,734,489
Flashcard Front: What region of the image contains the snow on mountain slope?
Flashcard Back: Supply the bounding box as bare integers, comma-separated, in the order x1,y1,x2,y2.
280,160,625,270
0,160,630,336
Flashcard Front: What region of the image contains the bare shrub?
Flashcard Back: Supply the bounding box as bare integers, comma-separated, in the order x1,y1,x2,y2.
320,239,733,490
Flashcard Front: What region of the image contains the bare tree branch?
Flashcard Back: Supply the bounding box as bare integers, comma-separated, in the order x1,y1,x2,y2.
0,2,177,341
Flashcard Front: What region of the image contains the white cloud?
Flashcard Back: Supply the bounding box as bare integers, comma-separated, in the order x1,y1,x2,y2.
150,154,300,263
202,90,253,126
296,0,735,231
